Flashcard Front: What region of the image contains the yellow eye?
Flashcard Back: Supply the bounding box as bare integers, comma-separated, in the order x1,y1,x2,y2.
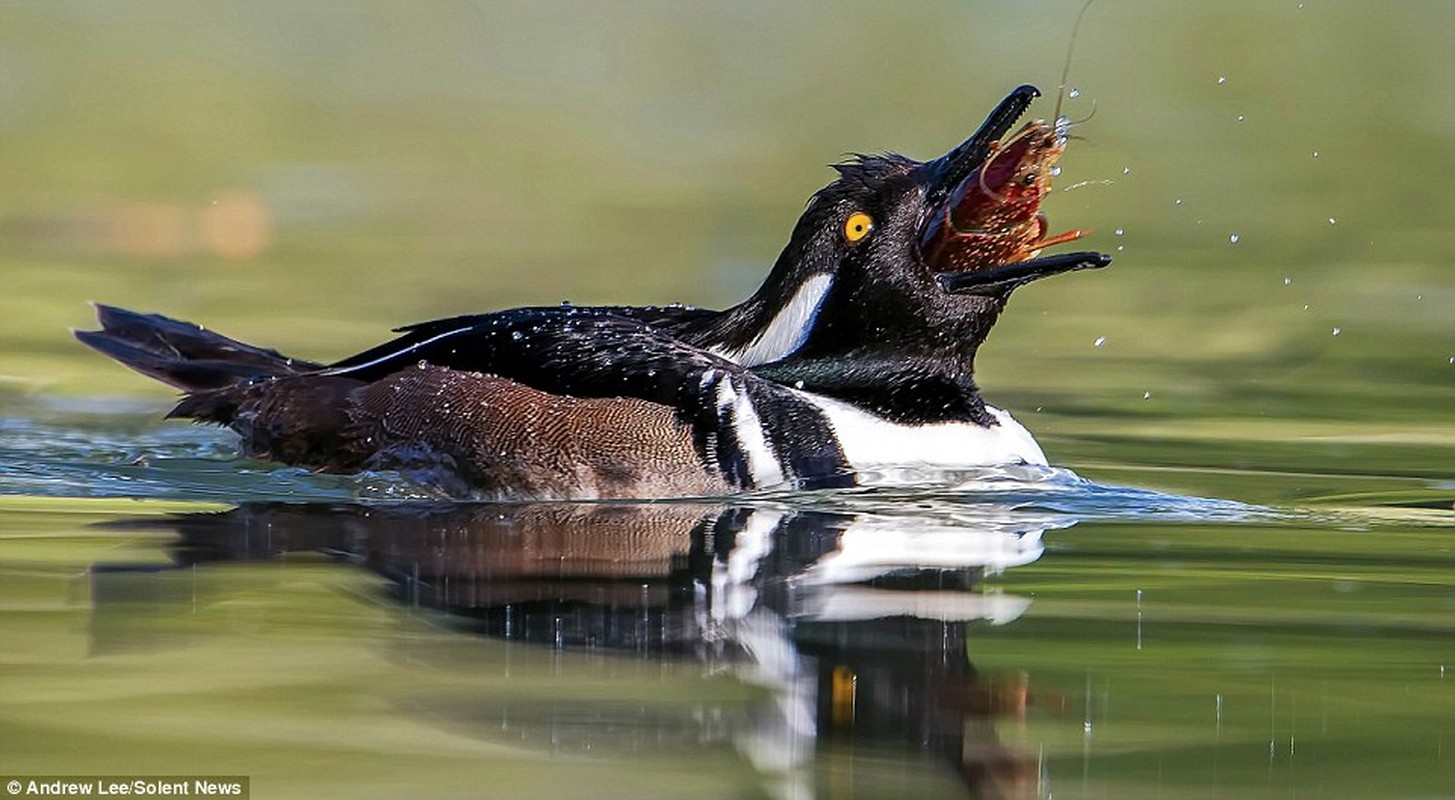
844,212,873,243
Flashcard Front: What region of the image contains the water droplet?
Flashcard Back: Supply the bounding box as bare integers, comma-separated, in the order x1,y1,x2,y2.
1284,277,1292,286
1312,150,1320,158
1332,327,1341,336
793,380,805,390
510,330,523,341
1217,76,1227,85
1084,721,1094,734
1448,357,1453,365
1050,165,1062,177
1174,198,1183,205
1236,114,1245,122
1142,391,1152,400
1327,217,1336,225
1229,233,1240,243
1094,336,1107,347
559,299,572,307
1116,245,1125,252
1114,228,1125,236
1122,166,1132,175
416,360,428,369
1069,88,1081,99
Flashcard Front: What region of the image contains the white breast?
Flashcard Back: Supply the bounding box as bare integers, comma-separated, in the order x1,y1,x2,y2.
799,391,1047,473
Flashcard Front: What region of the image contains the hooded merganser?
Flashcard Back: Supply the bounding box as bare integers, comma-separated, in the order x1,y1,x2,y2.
76,85,1109,500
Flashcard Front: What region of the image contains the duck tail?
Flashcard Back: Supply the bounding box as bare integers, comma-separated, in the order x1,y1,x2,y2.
74,304,324,424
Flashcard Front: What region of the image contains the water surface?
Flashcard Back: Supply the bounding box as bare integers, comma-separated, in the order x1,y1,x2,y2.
4,414,1453,798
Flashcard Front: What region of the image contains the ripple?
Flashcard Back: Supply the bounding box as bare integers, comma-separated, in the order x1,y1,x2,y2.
0,412,446,503
0,409,1275,527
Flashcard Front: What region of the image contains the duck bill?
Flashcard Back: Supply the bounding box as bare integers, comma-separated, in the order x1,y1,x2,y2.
920,84,1041,213
934,251,1111,295
917,85,1111,295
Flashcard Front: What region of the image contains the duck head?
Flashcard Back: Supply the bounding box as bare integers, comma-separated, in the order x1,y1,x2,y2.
694,84,1110,423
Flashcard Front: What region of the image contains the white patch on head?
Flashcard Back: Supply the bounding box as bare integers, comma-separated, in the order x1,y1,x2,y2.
714,377,786,489
798,392,1048,472
712,273,833,366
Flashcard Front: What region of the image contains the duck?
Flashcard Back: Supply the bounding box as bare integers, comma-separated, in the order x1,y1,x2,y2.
76,84,1110,500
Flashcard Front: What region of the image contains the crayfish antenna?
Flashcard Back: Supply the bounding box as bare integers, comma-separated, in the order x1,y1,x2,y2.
1053,0,1096,135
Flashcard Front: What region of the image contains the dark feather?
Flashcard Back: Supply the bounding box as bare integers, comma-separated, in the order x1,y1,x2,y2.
75,304,320,391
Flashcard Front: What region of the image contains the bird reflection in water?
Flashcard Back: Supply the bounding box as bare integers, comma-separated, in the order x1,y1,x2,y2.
96,500,1073,799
